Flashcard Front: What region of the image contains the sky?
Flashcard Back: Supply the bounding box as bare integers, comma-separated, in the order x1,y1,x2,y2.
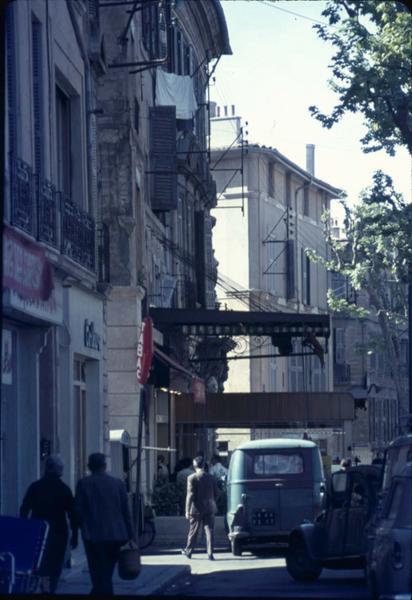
211,0,411,208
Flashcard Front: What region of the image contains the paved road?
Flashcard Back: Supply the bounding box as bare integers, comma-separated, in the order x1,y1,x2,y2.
158,549,370,599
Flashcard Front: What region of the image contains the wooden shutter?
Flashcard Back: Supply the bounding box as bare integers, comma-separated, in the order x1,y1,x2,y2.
32,19,43,177
149,106,177,211
6,3,17,157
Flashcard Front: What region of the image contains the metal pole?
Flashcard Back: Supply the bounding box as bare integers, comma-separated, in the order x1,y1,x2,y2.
134,387,145,534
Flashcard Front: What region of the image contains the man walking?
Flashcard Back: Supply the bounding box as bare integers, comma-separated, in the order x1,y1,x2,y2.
20,455,78,594
181,456,219,560
75,452,135,595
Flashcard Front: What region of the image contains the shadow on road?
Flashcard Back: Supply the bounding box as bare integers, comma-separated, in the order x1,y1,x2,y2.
167,562,369,599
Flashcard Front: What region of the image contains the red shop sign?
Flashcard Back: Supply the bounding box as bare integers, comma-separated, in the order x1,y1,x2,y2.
137,316,154,385
3,225,54,301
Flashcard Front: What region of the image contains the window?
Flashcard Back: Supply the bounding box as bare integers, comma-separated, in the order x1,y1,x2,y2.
32,18,44,176
303,186,309,216
301,248,310,305
268,162,275,198
253,453,304,475
333,328,345,364
55,86,71,196
285,172,292,206
134,98,140,135
142,2,159,57
6,3,17,158
385,482,403,520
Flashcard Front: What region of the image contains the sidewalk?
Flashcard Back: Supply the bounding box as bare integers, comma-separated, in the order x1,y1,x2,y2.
57,542,190,596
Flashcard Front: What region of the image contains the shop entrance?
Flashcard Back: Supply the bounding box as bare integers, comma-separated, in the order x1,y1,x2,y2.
73,356,87,484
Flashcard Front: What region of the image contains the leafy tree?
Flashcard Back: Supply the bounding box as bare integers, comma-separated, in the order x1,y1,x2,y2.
308,171,412,420
309,1,412,155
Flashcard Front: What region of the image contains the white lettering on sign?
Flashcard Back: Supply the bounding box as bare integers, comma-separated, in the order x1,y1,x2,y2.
136,319,146,382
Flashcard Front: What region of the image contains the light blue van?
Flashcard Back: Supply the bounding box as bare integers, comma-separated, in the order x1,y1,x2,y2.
227,439,325,556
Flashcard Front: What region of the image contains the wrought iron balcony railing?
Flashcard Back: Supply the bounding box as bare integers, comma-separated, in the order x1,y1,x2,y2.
61,194,96,272
37,177,58,247
8,155,97,273
10,156,35,236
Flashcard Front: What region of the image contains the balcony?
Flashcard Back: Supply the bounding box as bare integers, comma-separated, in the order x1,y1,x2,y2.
8,154,96,272
61,194,95,272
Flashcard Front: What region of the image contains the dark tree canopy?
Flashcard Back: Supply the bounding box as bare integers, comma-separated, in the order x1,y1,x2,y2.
310,1,412,155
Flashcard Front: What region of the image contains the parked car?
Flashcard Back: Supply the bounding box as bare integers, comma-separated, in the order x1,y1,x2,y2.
366,434,412,600
286,464,382,582
226,439,325,556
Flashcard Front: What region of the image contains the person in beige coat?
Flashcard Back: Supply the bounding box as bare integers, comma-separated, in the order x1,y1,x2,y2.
181,456,219,560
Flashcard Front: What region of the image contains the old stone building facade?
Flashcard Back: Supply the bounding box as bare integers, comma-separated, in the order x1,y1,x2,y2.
2,0,231,514
2,0,106,513
210,109,349,459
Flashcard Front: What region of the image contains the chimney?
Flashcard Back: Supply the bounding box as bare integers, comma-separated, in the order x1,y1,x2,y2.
306,144,315,176
231,105,235,116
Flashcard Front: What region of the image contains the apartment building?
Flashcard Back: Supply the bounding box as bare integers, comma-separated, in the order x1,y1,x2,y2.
210,107,346,458
2,0,106,512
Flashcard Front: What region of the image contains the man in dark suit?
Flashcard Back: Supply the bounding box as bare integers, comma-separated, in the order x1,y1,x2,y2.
181,455,219,560
20,455,78,593
75,452,135,595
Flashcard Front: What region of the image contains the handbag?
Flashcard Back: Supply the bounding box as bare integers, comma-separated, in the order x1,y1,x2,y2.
118,541,141,580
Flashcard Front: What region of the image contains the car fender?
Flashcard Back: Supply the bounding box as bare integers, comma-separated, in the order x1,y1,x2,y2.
289,523,322,561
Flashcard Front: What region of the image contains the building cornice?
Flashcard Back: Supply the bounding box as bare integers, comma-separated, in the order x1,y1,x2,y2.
211,143,343,198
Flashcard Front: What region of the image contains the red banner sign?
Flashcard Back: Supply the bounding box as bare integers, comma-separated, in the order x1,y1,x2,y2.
3,225,54,301
137,316,154,385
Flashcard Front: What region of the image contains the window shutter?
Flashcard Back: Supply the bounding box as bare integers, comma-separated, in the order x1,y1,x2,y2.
32,19,43,177
286,239,295,299
6,4,17,157
149,106,177,211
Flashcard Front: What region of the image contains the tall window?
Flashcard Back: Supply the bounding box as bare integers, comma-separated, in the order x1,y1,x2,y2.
333,328,345,365
268,162,275,198
301,248,311,305
55,86,71,196
32,18,44,177
303,186,309,216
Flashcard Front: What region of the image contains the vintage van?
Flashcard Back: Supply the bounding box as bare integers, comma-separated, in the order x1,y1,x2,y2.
226,439,325,556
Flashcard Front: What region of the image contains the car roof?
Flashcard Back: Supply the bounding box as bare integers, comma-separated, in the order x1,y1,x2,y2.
387,434,412,449
346,465,382,478
236,438,317,450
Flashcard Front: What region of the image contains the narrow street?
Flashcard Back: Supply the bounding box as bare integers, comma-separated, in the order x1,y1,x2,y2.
147,550,369,599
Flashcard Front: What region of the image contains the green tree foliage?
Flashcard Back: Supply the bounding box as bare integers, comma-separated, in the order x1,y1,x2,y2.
309,1,412,155
308,172,411,417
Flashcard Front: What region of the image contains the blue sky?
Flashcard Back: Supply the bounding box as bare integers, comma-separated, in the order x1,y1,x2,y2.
211,0,411,205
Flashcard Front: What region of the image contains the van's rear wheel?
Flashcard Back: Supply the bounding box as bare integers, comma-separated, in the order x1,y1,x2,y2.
286,537,322,582
231,539,242,557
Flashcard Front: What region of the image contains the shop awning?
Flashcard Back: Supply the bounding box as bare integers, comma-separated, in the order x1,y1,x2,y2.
153,346,195,379
149,308,330,339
